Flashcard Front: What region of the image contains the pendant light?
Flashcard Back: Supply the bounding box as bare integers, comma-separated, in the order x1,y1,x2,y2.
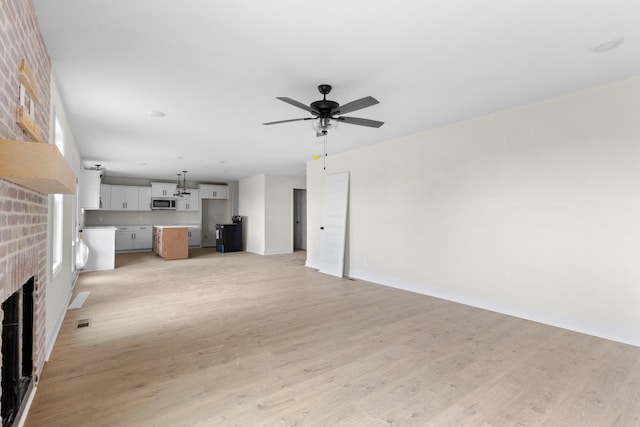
173,170,191,198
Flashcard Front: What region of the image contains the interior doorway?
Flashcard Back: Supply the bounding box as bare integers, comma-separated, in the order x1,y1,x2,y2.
201,199,228,247
293,189,307,251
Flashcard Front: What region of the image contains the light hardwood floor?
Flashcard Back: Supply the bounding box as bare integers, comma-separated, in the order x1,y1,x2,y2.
26,249,640,426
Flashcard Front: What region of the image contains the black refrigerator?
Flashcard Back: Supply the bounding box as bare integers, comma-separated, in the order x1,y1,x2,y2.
215,223,242,252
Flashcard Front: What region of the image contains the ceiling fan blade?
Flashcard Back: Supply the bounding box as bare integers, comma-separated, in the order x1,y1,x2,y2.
276,97,320,115
263,117,313,125
336,116,384,128
334,96,379,115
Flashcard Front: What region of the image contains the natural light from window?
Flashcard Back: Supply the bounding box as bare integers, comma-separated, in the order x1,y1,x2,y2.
54,116,64,155
52,117,64,273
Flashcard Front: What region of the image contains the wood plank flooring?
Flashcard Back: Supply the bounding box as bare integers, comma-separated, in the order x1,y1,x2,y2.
25,249,640,426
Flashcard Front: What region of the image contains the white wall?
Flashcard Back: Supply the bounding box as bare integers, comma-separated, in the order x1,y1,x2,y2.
239,174,266,254
265,175,306,255
46,76,81,359
239,174,306,255
307,76,640,347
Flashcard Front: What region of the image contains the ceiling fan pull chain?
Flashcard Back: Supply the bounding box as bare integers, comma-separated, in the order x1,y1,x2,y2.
323,132,327,170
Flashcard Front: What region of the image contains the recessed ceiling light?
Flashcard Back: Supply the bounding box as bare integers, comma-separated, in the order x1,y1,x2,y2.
148,110,166,117
591,37,624,53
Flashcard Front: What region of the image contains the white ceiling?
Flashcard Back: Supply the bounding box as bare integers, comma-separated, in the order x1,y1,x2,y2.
32,0,640,183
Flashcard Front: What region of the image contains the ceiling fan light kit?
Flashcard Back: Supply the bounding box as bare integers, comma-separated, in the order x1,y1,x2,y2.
311,117,338,136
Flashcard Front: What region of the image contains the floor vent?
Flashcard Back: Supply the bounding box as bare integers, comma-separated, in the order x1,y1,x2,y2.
76,319,91,329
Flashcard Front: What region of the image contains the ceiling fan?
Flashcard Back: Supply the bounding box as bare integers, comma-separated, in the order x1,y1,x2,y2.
263,84,384,136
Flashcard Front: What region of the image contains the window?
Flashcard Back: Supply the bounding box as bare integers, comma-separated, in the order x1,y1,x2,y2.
51,116,64,274
54,116,64,155
51,194,63,273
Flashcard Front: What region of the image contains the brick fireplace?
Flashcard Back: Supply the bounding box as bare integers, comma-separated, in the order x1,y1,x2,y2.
0,181,48,381
1,0,53,425
0,180,47,425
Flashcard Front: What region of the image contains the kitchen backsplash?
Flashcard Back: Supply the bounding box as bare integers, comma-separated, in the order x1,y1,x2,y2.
84,209,200,226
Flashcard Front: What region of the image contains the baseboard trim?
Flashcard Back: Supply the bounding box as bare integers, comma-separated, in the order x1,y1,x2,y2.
347,270,640,348
264,249,292,255
16,384,36,427
45,285,74,361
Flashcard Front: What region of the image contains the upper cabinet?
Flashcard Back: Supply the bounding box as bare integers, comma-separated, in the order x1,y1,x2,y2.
100,184,111,210
108,185,152,211
151,182,177,198
86,182,227,211
110,185,139,211
199,184,228,199
176,189,199,211
79,169,101,209
138,187,152,211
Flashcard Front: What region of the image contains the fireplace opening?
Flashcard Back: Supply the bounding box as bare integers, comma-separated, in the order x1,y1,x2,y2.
1,277,34,427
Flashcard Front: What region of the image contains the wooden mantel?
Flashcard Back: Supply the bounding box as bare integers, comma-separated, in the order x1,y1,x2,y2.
0,138,76,194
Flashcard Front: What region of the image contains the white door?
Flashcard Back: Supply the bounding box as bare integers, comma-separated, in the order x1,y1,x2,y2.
318,172,349,277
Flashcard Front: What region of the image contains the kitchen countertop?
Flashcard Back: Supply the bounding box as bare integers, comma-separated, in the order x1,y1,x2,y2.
82,226,117,230
153,225,189,229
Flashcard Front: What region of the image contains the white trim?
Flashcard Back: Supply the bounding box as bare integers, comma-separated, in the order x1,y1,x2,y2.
44,281,74,361
348,270,640,349
16,385,37,427
264,248,293,255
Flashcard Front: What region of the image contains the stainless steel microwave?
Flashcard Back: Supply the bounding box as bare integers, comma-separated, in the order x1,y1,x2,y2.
151,198,176,210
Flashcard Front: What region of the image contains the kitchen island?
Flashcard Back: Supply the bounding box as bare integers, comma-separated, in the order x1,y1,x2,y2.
152,226,189,260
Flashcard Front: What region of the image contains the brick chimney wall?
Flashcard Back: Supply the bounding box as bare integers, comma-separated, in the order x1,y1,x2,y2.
0,0,54,403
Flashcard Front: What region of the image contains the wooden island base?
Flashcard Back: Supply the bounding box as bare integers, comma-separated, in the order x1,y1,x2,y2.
152,226,188,260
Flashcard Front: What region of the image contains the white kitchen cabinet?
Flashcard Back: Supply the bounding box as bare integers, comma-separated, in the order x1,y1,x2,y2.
176,189,200,211
109,186,151,211
138,187,152,211
110,185,139,210
79,169,101,209
115,225,152,251
100,184,111,210
199,184,228,199
134,226,152,249
115,228,135,251
151,182,177,197
187,226,201,247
